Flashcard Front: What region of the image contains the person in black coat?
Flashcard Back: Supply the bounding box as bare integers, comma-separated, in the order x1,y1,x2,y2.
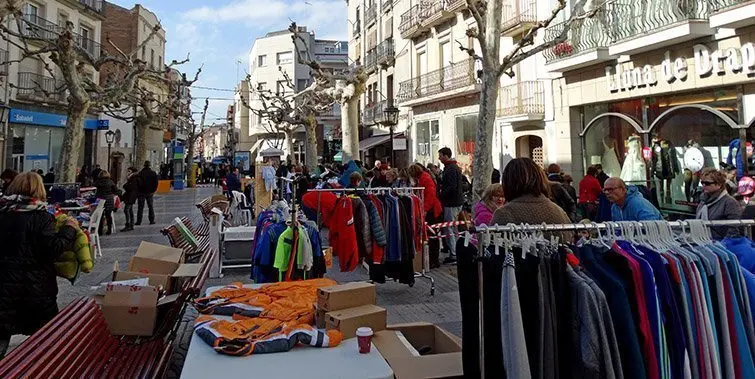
438,147,465,263
137,161,158,225
121,167,140,232
94,170,118,235
0,172,78,357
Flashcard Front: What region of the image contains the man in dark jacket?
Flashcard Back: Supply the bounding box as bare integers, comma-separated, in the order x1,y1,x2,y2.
438,147,464,263
136,161,158,225
121,167,140,231
225,168,242,201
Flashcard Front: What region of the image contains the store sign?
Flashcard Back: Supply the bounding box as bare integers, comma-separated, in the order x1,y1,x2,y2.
606,42,755,93
9,109,109,130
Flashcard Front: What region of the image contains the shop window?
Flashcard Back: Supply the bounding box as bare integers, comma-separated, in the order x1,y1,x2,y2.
455,114,477,176
582,100,644,184
415,120,439,165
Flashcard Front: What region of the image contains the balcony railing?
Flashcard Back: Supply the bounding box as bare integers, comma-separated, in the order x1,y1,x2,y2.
78,0,103,13
364,100,389,125
709,0,754,11
501,0,538,32
609,0,709,44
542,17,612,64
497,80,545,119
397,58,476,101
376,39,395,66
22,14,101,57
446,0,468,12
399,4,425,37
0,48,8,75
365,48,378,73
421,0,457,27
353,23,361,37
365,5,377,26
17,72,65,103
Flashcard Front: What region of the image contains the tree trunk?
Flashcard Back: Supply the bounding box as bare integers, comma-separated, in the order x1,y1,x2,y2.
57,104,89,182
305,116,318,172
186,139,196,188
285,130,295,164
134,118,149,167
341,97,360,163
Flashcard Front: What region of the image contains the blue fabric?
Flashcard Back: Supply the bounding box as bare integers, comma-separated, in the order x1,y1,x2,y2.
665,252,701,379
304,223,322,258
693,255,723,370
338,160,361,187
596,193,612,223
251,223,286,283
727,138,747,179
611,186,663,222
385,194,401,262
225,172,241,192
576,244,647,379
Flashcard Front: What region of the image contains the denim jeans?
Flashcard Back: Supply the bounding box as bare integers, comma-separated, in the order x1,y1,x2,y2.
124,203,135,226
137,193,155,224
443,206,462,257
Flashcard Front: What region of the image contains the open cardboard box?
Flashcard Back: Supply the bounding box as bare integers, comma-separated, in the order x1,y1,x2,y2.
100,282,180,336
112,241,201,294
373,322,463,379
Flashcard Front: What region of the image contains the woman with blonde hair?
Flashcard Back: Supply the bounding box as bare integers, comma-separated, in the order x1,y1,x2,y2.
0,172,78,357
473,183,505,227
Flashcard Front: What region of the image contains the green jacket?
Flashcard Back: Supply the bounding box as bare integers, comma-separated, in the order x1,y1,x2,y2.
53,214,93,284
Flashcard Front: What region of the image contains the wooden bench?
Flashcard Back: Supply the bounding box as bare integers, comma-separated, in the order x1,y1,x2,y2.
0,248,216,378
161,218,215,264
195,197,229,223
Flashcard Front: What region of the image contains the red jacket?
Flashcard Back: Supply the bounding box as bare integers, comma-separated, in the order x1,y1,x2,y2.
330,197,359,272
578,174,602,204
418,172,442,218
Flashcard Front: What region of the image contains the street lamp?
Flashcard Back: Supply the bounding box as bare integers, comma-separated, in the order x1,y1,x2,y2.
0,103,9,169
105,130,115,170
380,105,399,167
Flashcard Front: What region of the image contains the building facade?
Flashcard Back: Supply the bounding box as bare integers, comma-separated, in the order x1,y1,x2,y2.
2,0,107,173
239,26,348,163
545,0,755,216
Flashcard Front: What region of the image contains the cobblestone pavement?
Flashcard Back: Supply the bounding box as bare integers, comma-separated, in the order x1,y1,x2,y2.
14,187,462,375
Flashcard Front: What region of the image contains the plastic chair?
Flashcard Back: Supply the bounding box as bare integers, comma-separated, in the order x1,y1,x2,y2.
86,202,105,258
231,191,252,226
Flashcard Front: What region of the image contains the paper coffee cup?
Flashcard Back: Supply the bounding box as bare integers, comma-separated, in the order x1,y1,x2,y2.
356,327,374,354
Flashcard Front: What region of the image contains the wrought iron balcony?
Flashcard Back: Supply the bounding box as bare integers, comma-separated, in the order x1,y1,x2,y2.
365,5,377,27
421,0,458,28
501,0,538,36
399,4,429,39
446,0,468,13
78,0,103,13
0,48,8,75
353,23,361,37
542,17,612,65
364,48,378,74
22,14,101,57
609,0,709,46
709,0,755,28
363,100,390,125
376,39,395,67
17,72,65,103
497,80,545,121
397,58,476,102
710,0,754,10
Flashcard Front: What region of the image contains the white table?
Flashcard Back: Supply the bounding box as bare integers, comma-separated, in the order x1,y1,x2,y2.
180,285,393,379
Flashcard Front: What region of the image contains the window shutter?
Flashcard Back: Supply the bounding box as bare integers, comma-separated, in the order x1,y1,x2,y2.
384,17,393,38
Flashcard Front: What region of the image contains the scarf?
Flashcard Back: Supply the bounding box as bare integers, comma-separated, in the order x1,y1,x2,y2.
696,190,727,220
0,195,48,213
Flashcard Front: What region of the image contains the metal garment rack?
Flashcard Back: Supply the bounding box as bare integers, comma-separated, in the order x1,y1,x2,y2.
307,187,435,295
469,218,755,379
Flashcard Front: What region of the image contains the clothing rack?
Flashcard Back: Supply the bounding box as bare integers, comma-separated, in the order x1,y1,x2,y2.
470,218,755,379
306,187,435,295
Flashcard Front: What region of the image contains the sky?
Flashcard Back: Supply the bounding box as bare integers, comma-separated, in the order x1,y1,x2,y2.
111,0,348,125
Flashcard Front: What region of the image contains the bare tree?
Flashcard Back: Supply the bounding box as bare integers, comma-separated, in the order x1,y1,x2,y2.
461,0,606,199
0,2,177,181
183,97,208,187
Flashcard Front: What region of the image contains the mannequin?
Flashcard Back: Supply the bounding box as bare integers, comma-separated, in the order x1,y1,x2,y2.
651,135,680,203
601,136,622,178
620,135,647,183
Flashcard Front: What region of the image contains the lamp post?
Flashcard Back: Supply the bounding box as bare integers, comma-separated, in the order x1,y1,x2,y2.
105,130,115,171
380,104,399,167
0,102,9,169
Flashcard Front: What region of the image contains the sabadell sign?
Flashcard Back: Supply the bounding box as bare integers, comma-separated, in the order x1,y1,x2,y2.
606,42,755,93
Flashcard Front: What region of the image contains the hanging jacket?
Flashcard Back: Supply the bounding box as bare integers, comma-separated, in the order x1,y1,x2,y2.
727,139,750,179
351,197,372,260
367,195,387,264
611,186,662,222
331,197,359,272
53,214,93,284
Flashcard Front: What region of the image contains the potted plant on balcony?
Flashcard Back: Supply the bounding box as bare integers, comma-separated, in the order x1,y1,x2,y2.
552,42,574,57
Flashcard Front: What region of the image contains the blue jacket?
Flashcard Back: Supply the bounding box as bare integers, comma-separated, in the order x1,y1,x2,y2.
338,160,361,187
226,172,241,192
727,138,747,179
611,186,662,221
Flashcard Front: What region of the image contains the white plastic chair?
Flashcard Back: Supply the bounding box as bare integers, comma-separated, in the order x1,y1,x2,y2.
86,201,105,258
231,191,252,226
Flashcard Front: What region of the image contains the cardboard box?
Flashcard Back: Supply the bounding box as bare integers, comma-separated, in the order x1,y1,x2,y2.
100,283,178,336
112,242,198,293
373,322,463,379
325,304,386,339
314,304,327,329
317,282,376,311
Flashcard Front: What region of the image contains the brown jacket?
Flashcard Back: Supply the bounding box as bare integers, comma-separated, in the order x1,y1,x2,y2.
492,194,574,242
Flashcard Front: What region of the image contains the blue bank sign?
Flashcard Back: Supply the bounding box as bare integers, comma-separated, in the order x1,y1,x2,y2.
9,109,109,130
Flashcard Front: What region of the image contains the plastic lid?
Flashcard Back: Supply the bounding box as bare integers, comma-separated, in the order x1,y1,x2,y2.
356,327,374,337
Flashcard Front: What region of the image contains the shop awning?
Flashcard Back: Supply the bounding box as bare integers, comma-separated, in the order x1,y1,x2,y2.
359,134,391,151
249,139,264,156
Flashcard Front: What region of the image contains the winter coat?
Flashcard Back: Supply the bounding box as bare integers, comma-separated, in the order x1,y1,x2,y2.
417,171,442,218
0,196,77,336
492,194,574,242
696,189,744,239
226,173,241,193
579,175,602,204
651,139,680,179
94,178,118,211
53,214,93,284
338,160,361,188
352,198,372,260
139,168,159,194
439,160,464,208
550,182,577,222
473,201,495,226
611,186,662,222
122,173,140,204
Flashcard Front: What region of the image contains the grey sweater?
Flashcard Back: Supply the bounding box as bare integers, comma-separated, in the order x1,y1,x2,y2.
696,190,744,239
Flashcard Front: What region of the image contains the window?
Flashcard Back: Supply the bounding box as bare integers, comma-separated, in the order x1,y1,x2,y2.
277,51,293,65
150,49,155,69
79,25,91,50
257,82,267,91
57,13,68,28
142,46,146,60
158,55,162,69
23,3,38,18
257,55,267,67
415,120,439,165
455,114,477,174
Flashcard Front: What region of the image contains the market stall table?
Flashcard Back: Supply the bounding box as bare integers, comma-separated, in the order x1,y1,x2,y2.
180,285,394,379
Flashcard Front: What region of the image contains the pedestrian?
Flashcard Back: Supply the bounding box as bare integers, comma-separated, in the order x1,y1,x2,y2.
226,167,242,200
120,167,140,232
493,158,573,241
76,166,91,187
136,160,158,225
348,171,363,188
579,165,602,220
94,170,118,235
0,169,17,195
409,164,443,268
216,164,227,188
438,147,464,264
594,164,609,188
696,168,744,239
491,168,501,184
0,172,79,358
474,183,505,227
91,164,102,180
43,168,55,185
604,177,662,222
546,164,577,222
384,168,398,188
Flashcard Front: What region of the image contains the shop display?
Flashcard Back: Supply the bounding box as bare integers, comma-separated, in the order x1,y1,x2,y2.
601,136,622,178
620,135,647,183
651,136,680,203
727,139,754,179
